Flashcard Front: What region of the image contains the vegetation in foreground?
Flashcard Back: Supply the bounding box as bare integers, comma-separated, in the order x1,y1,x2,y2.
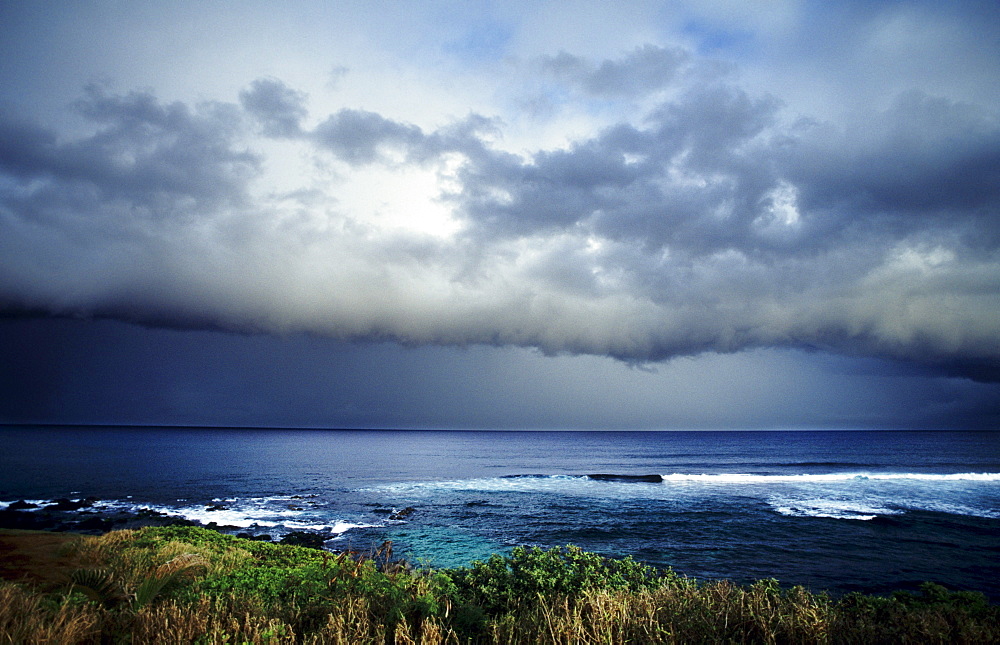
1,526,997,644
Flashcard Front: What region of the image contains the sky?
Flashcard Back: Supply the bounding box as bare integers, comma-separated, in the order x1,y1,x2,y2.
1,0,998,430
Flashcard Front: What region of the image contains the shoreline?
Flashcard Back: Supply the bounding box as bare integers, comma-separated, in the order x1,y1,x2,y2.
0,497,203,535
0,496,366,551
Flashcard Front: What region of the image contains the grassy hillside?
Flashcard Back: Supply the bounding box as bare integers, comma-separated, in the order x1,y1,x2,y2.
1,526,997,643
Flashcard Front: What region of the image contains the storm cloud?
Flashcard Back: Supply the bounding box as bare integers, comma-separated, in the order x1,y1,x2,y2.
1,12,998,388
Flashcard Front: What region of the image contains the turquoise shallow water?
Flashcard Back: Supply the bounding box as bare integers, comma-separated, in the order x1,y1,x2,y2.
1,427,998,598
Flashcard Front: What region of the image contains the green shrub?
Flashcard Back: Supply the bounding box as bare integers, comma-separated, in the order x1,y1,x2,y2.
449,545,674,617
832,583,1000,644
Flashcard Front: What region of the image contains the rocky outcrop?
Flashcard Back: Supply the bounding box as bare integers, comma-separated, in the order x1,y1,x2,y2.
47,497,100,511
6,500,38,511
389,507,416,520
279,531,327,549
587,474,664,483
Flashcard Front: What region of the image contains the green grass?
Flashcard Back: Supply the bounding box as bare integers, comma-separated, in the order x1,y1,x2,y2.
1,525,997,643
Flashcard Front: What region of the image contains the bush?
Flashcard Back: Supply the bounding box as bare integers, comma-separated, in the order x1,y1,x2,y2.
832,582,1000,644
450,544,674,617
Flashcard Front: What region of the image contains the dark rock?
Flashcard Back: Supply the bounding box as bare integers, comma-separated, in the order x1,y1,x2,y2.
75,516,114,531
136,508,167,518
587,474,664,483
389,507,416,520
279,531,326,549
205,504,227,512
0,509,58,530
6,500,38,510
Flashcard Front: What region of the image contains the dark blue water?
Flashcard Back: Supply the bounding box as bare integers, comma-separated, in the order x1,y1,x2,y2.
1,427,998,598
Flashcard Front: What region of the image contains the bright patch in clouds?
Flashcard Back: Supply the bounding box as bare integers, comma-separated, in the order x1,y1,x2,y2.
338,164,463,238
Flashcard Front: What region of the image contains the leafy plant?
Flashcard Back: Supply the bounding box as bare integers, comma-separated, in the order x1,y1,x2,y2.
71,552,207,612
133,553,208,609
69,568,125,608
450,544,673,619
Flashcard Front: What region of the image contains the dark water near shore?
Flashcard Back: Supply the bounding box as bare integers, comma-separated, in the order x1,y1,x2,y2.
1,427,998,598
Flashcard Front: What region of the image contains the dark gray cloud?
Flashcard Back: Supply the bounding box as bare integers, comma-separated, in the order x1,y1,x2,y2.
783,91,1000,245
450,82,995,261
312,108,425,165
0,84,261,323
539,45,690,97
240,77,308,138
455,82,784,255
2,84,257,210
310,107,496,167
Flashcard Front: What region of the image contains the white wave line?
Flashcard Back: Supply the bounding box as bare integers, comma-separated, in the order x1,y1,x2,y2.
658,472,1000,483
374,473,1000,492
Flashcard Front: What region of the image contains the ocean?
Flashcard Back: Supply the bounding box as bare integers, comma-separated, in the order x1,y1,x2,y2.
1,427,998,599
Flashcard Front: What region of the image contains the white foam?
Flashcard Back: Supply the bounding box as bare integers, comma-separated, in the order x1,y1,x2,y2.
91,499,272,528
175,506,280,528
0,499,49,511
329,521,378,535
373,476,591,496
769,497,902,521
773,507,876,521
82,496,381,536
915,501,1000,519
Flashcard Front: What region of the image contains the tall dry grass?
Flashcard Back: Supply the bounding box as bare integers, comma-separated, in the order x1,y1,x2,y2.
486,580,830,644
0,582,102,644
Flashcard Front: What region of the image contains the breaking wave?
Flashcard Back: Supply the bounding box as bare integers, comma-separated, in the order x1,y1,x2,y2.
660,472,1000,483
373,471,1000,520
394,471,1000,486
